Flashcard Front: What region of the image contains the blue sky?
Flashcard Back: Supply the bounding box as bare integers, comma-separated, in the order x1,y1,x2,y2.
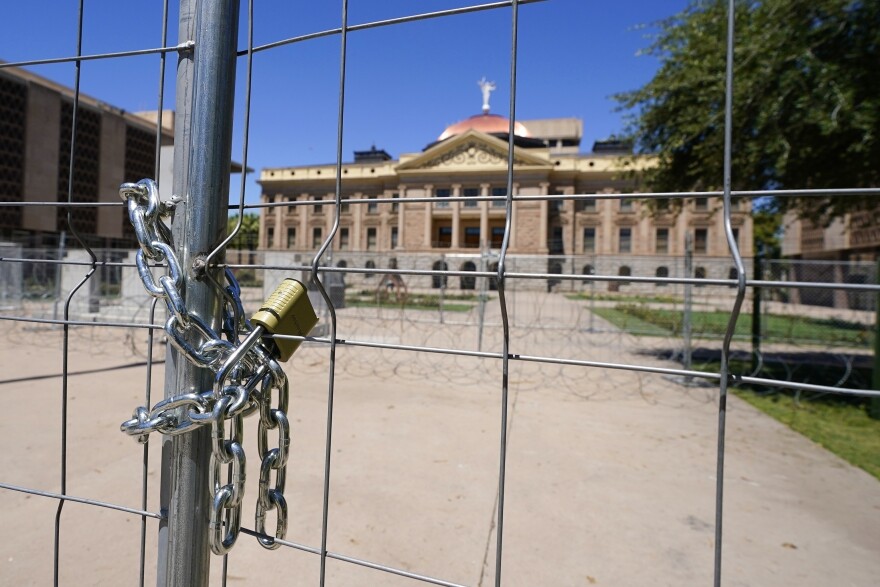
1,0,690,205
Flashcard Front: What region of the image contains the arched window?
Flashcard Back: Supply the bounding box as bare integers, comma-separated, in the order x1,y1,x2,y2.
655,265,669,286
581,264,595,289
618,265,631,286
488,262,499,291
336,260,347,268
365,259,376,279
695,266,706,287
727,266,738,287
460,261,476,290
547,262,563,292
431,260,448,289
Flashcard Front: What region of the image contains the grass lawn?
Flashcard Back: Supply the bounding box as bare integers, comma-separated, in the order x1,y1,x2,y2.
566,292,685,305
591,307,671,335
734,389,880,481
594,304,874,347
346,300,474,312
345,292,477,312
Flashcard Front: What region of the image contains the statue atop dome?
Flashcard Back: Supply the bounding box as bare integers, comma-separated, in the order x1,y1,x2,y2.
478,77,496,114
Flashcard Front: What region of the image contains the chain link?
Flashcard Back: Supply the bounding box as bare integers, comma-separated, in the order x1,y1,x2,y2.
118,179,293,555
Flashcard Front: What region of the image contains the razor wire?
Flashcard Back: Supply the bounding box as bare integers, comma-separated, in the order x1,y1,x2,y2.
0,0,878,586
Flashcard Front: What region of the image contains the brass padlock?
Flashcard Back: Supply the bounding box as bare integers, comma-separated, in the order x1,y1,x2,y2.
250,278,318,361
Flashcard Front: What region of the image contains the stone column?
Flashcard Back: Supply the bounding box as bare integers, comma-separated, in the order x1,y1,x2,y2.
353,192,363,250
480,183,490,248
299,193,309,251
397,184,406,251
423,185,433,248
539,181,549,253
452,184,462,249
380,189,390,252
602,191,615,254
274,195,284,249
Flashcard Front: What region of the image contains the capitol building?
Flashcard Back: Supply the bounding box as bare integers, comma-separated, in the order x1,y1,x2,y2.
258,87,752,291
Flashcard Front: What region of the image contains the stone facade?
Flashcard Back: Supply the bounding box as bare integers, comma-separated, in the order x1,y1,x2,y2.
259,117,753,291
782,210,880,262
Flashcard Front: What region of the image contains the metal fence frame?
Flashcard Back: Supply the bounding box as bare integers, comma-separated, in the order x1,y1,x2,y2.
1,1,879,586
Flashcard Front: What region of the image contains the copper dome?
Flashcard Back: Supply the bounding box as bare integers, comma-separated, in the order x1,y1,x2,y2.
437,113,532,142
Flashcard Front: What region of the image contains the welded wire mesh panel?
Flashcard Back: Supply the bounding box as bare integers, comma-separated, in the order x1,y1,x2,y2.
0,1,879,587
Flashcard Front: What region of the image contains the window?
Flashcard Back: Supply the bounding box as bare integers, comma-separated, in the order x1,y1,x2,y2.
464,226,480,248
312,227,322,248
390,227,398,249
583,227,596,253
694,197,708,211
694,228,708,254
491,187,507,207
547,262,563,291
620,198,633,212
341,199,350,214
366,227,377,250
391,193,399,213
656,228,669,254
728,266,738,287
339,227,349,250
286,227,296,248
435,188,450,208
266,227,274,248
695,266,707,286
460,261,476,290
431,260,448,289
312,195,322,214
579,198,596,212
551,190,564,212
549,226,564,254
491,226,505,248
655,265,669,286
365,259,375,279
286,195,297,214
367,196,378,214
618,265,632,286
463,187,479,208
619,227,632,253
436,226,452,248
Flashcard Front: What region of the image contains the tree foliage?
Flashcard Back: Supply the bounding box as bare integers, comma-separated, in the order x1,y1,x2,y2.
227,213,260,250
617,0,879,223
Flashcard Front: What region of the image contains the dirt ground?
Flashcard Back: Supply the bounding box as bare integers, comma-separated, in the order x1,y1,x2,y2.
0,294,878,586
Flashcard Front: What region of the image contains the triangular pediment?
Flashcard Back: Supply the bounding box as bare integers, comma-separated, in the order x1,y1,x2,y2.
396,129,552,173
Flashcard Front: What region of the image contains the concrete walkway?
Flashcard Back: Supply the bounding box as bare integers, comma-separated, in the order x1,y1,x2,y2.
0,308,877,586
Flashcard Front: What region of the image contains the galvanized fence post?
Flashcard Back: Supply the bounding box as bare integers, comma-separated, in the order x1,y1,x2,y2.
157,0,241,585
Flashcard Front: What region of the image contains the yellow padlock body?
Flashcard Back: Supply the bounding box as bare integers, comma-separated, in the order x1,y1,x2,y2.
250,278,318,362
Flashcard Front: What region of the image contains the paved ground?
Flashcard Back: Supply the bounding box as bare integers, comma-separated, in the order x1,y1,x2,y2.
0,292,878,586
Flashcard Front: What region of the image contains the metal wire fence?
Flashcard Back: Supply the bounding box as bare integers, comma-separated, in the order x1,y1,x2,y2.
1,1,879,586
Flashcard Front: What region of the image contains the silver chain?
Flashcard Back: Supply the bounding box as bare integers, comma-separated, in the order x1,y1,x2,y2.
119,178,291,555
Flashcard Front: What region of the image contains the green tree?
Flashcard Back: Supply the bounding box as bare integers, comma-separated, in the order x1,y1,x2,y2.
227,213,260,250
617,0,879,224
